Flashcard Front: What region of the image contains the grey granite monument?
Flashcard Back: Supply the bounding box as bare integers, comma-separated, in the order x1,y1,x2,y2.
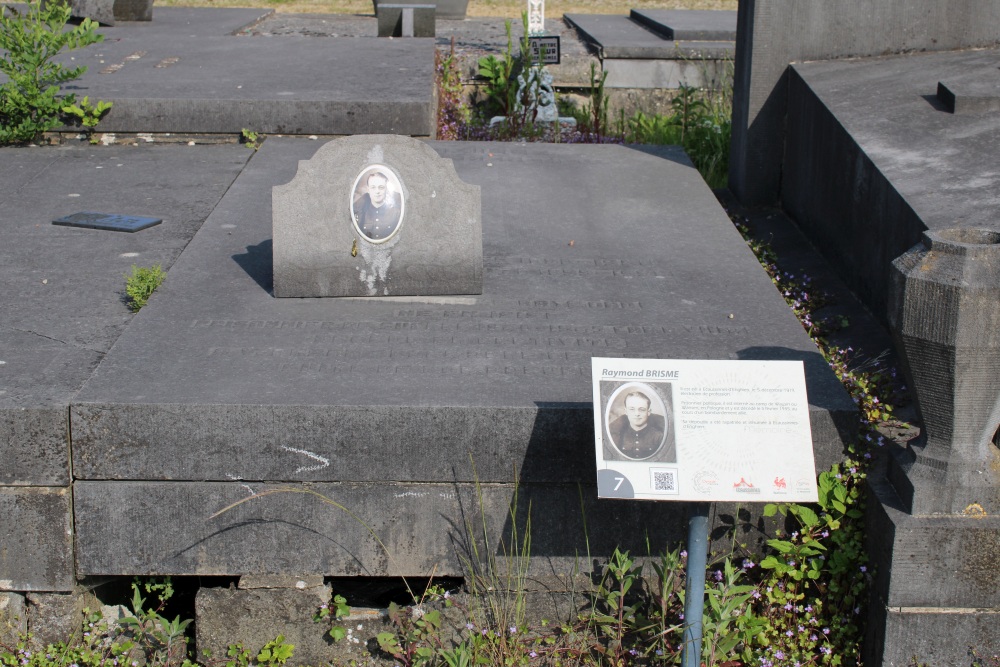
887,228,1000,515
272,135,482,298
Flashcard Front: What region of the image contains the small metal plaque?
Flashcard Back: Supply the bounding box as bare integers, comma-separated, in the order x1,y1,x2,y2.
53,212,162,232
527,36,560,65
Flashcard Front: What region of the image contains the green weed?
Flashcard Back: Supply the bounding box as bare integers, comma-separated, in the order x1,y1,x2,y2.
124,264,166,312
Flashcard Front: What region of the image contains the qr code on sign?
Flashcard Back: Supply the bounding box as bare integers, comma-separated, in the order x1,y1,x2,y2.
651,468,679,494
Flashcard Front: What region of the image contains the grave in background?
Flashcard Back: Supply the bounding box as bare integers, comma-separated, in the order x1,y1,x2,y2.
48,8,436,137
726,1,1000,662
69,138,855,580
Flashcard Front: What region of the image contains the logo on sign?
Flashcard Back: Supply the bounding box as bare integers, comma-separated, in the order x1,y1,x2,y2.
693,470,719,494
733,477,761,494
773,476,787,493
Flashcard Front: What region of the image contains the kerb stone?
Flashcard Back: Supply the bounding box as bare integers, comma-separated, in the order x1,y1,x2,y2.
0,488,74,592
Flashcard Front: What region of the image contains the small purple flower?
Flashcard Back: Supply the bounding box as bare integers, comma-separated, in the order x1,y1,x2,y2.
805,605,813,612
680,550,687,558
509,626,517,635
785,630,793,637
823,627,830,635
752,590,761,599
784,603,793,611
775,650,785,660
465,623,474,630
860,565,867,573
714,570,723,582
529,652,537,659
810,634,818,641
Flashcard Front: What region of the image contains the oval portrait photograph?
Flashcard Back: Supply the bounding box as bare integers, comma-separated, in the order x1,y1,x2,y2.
604,382,675,462
350,165,404,243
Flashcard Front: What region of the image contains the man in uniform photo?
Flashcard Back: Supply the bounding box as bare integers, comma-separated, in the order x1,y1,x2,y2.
609,390,665,459
353,171,401,241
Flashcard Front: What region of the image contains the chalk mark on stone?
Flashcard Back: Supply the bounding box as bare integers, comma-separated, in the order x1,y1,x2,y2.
280,446,330,473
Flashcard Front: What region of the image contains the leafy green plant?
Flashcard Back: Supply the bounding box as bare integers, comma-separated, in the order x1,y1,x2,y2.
117,577,193,667
240,128,262,150
313,593,351,641
124,264,166,312
0,1,107,144
63,95,113,143
223,636,294,667
376,597,443,667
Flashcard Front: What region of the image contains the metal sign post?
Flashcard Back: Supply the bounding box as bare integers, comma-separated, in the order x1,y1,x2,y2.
681,503,710,667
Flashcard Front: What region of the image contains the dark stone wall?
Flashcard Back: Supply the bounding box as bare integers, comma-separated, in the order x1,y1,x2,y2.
729,0,1000,206
780,68,924,321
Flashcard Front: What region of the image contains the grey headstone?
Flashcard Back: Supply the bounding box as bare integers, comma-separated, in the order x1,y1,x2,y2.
377,4,435,37
273,135,482,297
69,0,115,25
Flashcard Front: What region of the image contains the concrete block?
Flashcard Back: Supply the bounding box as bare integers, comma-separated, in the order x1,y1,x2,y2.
272,135,482,297
0,593,27,646
937,79,1000,114
729,0,1000,206
26,592,86,649
630,9,737,41
0,487,74,592
377,4,435,37
196,582,334,666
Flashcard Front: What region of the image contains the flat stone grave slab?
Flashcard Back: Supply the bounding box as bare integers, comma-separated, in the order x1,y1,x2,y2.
565,13,733,59
0,144,250,486
70,138,855,577
792,49,1000,231
45,7,435,136
629,9,737,41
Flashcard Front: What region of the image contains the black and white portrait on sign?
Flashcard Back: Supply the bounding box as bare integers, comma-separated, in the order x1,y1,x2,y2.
351,165,404,243
602,381,676,462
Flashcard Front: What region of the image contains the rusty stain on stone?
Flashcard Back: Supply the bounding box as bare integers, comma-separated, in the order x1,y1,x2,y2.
962,502,987,518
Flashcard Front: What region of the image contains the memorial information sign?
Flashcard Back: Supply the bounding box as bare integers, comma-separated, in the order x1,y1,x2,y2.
592,358,818,502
